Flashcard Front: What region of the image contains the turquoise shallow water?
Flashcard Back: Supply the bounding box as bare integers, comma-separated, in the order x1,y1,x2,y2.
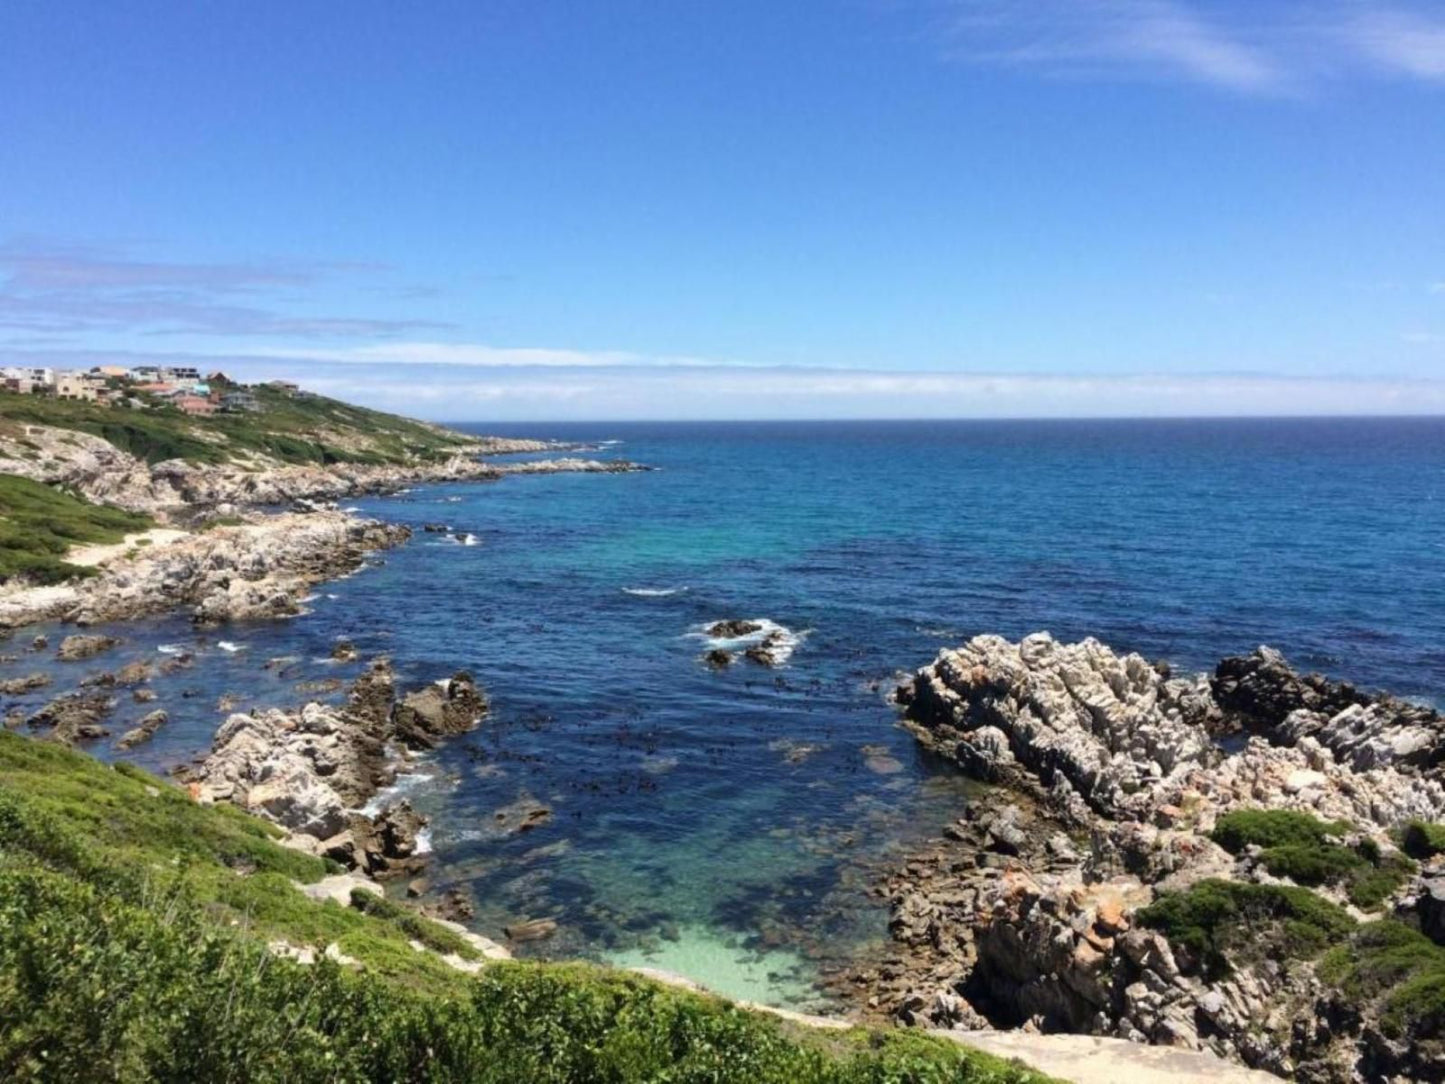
4,417,1444,1008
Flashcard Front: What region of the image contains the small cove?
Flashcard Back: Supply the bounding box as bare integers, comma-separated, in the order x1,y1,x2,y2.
4,417,1443,1008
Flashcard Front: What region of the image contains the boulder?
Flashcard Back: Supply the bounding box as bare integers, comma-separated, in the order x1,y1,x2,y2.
117,709,169,749
56,634,120,661
393,671,486,748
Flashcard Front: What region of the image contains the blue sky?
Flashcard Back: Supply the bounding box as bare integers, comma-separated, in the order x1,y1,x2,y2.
1,1,1443,419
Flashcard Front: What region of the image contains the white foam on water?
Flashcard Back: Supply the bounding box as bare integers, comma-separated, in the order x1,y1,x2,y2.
688,619,808,665
156,643,186,655
623,586,688,597
358,770,435,818
414,828,433,855
218,640,246,653
341,506,362,513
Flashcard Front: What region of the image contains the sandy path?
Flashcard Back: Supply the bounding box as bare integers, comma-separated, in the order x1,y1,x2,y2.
67,528,191,568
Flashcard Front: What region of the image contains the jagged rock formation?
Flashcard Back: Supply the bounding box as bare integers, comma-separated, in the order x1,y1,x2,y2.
188,661,486,878
850,633,1445,1083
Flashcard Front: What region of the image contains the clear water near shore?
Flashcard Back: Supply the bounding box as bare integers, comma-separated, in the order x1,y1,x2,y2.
4,417,1444,1009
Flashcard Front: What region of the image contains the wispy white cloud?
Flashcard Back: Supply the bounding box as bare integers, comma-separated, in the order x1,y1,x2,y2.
932,1,1445,93
1350,8,1445,79
940,0,1284,93
250,341,740,369
3,343,1442,420
0,237,447,338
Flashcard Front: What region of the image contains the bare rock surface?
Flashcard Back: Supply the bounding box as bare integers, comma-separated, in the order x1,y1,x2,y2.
116,709,169,749
0,511,409,629
26,690,115,744
189,659,485,861
848,631,1445,1084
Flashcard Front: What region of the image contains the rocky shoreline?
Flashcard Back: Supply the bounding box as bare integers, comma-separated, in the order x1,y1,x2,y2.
0,420,647,630
0,421,644,519
0,510,411,628
835,632,1445,1082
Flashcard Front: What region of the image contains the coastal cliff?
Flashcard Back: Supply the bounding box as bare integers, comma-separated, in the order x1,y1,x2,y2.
842,633,1445,1082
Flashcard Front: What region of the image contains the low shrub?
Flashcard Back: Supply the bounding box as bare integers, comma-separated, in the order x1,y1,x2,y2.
1210,809,1414,911
1318,921,1445,1040
1138,878,1355,979
1401,820,1445,860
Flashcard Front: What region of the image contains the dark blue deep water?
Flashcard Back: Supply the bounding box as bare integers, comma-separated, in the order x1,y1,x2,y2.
5,418,1444,1006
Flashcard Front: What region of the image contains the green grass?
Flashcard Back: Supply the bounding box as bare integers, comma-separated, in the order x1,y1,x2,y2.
0,474,153,584
1318,921,1445,1041
0,732,1058,1084
0,385,476,468
1210,809,1414,911
1401,820,1445,860
1138,878,1356,980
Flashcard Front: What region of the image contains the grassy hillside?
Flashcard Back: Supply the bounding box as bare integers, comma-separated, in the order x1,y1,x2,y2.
0,474,154,585
0,732,1054,1084
0,384,475,466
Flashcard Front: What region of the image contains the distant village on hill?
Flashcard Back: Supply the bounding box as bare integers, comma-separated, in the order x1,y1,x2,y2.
0,364,302,417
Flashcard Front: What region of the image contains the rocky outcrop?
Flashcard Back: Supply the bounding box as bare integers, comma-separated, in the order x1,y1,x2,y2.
495,457,648,476
1214,647,1445,781
392,672,488,749
699,619,802,668
856,632,1445,1083
26,691,115,744
0,511,409,629
189,660,485,865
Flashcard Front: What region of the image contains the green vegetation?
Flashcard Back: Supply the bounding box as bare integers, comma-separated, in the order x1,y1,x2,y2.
0,732,1056,1083
1138,878,1356,979
0,474,153,584
1210,809,1415,911
0,384,475,467
1319,921,1445,1040
1401,819,1445,860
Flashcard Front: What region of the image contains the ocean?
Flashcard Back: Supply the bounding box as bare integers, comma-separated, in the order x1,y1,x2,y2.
5,417,1444,1008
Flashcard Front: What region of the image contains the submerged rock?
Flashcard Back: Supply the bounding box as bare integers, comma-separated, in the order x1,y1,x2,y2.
0,672,50,695
504,917,558,943
56,634,119,661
